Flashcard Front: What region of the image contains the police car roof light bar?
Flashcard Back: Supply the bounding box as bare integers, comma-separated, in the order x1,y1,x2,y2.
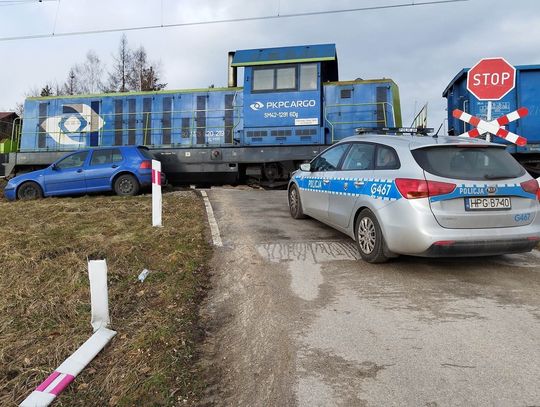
355,127,433,136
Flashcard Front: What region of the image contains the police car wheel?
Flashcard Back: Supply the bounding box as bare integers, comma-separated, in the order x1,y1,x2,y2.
17,182,43,200
355,209,389,263
288,184,306,219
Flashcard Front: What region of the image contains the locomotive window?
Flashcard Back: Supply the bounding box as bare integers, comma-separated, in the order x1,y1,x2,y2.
276,67,296,90
252,65,298,92
300,64,317,91
253,68,274,91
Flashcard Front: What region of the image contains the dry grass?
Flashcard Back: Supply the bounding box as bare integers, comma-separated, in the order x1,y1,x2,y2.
0,191,210,406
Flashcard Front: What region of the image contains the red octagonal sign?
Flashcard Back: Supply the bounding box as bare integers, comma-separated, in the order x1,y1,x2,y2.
467,57,516,101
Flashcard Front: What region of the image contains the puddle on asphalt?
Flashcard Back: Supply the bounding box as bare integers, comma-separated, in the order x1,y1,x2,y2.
257,241,360,301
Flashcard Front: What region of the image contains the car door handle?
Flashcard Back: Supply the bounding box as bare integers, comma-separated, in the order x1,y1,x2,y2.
77,169,83,173
354,181,364,187
111,164,119,168
323,179,330,185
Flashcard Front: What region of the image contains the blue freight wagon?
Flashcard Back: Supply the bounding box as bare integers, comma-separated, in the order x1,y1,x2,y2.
444,65,540,176
2,44,402,184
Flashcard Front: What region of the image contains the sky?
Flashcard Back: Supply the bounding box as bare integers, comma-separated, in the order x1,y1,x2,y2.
0,0,538,132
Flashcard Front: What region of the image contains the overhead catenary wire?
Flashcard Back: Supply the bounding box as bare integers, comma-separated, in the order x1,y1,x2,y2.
0,0,57,6
0,0,468,42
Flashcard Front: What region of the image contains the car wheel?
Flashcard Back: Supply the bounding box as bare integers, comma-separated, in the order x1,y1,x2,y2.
288,184,306,219
17,182,43,200
114,174,140,196
355,209,389,263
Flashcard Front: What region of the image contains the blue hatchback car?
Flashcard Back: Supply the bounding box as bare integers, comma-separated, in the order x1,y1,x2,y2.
4,146,157,200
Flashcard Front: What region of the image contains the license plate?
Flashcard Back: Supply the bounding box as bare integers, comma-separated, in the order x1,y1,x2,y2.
464,196,512,211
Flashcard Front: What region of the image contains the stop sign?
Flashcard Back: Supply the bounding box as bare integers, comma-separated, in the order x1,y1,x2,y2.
467,57,516,100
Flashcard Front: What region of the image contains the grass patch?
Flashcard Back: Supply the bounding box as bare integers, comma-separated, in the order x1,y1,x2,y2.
0,178,6,196
0,192,210,406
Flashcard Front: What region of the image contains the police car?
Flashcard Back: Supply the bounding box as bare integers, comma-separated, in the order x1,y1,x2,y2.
287,132,540,263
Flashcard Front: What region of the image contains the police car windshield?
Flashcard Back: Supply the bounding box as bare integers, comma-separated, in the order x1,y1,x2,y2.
411,146,525,181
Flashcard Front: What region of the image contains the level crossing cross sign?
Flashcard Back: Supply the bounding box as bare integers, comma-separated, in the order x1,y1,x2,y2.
456,57,527,145
452,108,528,146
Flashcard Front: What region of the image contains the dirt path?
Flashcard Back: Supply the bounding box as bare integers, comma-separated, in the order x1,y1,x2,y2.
198,189,302,406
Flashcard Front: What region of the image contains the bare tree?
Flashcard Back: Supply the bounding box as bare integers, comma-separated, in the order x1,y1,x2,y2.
129,46,147,91
141,66,167,91
73,50,105,94
128,46,167,91
20,34,167,105
107,34,133,92
14,102,24,116
25,86,42,98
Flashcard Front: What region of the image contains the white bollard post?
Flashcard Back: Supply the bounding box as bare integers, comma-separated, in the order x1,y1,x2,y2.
89,260,111,332
486,100,492,143
152,160,162,227
20,260,116,407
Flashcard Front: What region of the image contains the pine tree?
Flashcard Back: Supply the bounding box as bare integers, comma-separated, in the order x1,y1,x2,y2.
62,69,79,95
40,84,54,97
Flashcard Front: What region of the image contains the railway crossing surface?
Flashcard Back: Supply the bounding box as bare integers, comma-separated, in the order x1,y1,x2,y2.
198,188,540,407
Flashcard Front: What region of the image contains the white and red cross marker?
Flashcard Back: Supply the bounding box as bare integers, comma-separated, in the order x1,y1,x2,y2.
452,107,528,146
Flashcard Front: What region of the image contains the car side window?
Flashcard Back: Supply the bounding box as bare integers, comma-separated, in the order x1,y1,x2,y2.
341,143,375,171
375,145,400,170
112,150,123,163
311,144,349,172
56,151,89,169
90,149,123,166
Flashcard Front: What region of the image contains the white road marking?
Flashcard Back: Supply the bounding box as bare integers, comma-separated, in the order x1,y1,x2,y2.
200,190,223,247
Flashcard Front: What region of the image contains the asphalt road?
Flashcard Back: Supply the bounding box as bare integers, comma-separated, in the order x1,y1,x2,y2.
200,188,540,407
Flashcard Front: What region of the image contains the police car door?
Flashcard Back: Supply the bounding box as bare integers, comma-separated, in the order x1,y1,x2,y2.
328,142,374,229
302,143,350,221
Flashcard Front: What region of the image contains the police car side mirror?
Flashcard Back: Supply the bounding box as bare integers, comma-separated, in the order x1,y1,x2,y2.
51,163,58,171
300,163,311,172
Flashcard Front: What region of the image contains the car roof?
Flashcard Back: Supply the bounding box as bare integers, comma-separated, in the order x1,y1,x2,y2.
67,145,143,153
336,134,502,150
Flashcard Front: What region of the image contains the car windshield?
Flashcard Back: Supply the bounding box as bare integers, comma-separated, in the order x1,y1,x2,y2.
411,146,525,180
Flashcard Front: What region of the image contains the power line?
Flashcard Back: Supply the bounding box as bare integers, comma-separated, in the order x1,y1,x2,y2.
0,0,468,42
0,0,57,6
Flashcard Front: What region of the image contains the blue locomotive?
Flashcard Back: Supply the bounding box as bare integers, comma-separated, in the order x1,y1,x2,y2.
3,44,402,183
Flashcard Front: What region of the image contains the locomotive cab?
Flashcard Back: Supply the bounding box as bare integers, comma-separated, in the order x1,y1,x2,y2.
231,44,338,147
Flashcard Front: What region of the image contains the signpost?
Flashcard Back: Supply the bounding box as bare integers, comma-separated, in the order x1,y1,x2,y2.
455,57,527,145
152,160,162,227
